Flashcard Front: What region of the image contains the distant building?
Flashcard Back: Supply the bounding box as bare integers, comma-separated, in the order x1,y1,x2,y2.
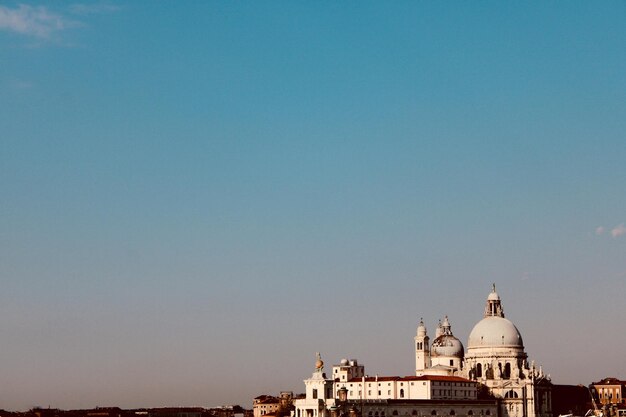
254,397,281,417
592,378,626,406
254,393,295,417
211,406,250,417
0,407,250,417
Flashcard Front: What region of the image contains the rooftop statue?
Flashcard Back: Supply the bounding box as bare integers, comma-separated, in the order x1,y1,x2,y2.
315,352,324,372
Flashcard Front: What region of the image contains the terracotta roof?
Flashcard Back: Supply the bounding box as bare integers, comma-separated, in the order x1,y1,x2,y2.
346,375,474,383
254,396,279,404
593,378,626,385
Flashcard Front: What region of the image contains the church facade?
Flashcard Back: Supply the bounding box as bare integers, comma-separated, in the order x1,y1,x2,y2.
293,286,552,417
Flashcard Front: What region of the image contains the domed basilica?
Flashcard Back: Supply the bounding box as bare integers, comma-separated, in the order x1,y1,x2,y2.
293,285,552,417
415,285,552,417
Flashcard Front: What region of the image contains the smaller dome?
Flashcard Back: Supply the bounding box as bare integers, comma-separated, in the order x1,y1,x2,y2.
431,316,464,358
340,358,349,365
431,334,464,357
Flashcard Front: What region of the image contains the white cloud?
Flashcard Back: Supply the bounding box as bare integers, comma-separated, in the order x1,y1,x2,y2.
595,226,605,235
0,4,72,39
611,223,626,238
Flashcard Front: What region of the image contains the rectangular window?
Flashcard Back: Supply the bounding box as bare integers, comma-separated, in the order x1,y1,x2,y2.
312,389,317,399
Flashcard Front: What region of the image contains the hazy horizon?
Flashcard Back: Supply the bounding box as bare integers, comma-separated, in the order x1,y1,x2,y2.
1,1,625,412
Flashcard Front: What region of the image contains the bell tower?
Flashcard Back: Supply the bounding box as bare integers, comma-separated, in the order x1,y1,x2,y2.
414,318,430,375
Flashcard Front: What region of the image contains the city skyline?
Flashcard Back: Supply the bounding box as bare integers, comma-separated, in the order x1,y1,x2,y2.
1,1,625,411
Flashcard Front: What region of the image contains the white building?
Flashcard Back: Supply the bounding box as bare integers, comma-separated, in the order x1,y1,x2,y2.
294,361,485,417
334,373,477,401
293,285,552,417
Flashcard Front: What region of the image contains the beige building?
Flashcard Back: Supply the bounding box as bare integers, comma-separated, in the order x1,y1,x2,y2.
592,378,626,406
254,396,281,417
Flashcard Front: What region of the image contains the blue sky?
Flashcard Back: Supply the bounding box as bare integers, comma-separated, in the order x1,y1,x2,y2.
1,1,625,411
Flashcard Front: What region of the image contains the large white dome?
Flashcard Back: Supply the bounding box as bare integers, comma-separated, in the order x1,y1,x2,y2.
467,316,524,348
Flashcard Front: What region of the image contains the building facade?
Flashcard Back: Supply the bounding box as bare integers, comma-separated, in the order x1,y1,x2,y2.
294,362,490,417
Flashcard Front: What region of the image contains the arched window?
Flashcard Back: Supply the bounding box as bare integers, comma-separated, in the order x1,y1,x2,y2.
431,411,437,416
412,411,418,416
393,412,398,416
468,412,473,416
476,363,482,378
504,363,511,380
450,411,455,416
400,389,405,398
505,390,519,399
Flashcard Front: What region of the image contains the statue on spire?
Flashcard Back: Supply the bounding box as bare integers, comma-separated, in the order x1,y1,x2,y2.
315,352,324,372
